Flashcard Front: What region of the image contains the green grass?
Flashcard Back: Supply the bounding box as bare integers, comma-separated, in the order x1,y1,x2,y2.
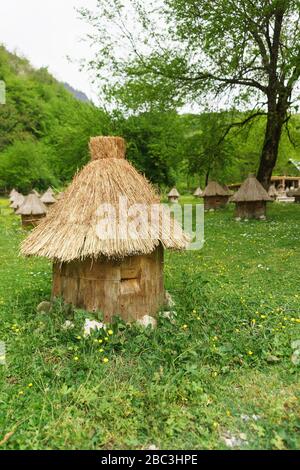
0,197,300,450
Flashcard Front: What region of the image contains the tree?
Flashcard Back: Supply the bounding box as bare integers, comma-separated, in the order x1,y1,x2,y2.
0,140,57,192
80,0,300,189
183,112,236,186
112,111,185,187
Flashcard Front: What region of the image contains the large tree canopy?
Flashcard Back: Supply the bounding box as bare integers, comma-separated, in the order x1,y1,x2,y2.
80,0,300,188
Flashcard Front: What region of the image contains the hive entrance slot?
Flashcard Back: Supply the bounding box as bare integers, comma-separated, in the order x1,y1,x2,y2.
120,277,141,295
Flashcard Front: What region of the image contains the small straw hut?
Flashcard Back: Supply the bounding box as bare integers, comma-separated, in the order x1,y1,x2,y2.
268,184,278,200
10,192,25,211
16,192,47,227
193,187,203,198
202,181,230,210
21,136,189,322
230,174,272,219
9,188,17,201
40,189,57,208
168,187,180,203
293,187,300,203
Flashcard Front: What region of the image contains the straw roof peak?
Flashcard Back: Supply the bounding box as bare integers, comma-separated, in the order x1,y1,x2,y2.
202,181,230,197
168,187,180,197
193,187,203,197
16,193,47,215
230,174,272,202
40,190,56,204
89,136,126,161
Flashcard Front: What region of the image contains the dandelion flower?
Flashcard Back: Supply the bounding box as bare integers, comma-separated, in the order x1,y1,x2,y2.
108,330,113,336
103,358,109,364
248,351,253,356
28,383,33,388
74,356,79,361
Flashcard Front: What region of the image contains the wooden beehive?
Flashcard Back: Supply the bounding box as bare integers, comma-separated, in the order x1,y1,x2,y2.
21,137,189,321
230,174,272,219
202,181,230,210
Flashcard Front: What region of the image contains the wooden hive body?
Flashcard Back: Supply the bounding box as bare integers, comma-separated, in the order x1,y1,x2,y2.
234,201,267,219
52,245,164,321
204,195,229,210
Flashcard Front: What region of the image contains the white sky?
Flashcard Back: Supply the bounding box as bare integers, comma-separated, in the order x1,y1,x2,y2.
0,0,99,102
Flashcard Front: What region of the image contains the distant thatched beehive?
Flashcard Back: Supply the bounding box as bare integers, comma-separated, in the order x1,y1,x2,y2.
168,187,180,203
16,192,47,227
268,184,278,200
10,192,25,211
230,174,272,219
40,189,56,208
202,181,230,210
294,187,300,203
193,187,203,198
9,188,17,201
21,136,189,322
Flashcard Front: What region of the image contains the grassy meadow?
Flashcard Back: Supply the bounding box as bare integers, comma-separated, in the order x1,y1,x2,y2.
0,196,299,450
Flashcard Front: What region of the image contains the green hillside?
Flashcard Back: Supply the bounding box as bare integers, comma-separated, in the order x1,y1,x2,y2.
0,45,111,192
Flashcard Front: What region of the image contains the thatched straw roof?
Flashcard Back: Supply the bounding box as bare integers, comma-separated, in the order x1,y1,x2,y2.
56,192,65,201
10,190,20,203
32,190,40,197
268,185,278,197
16,192,47,215
168,187,180,197
40,190,56,204
230,174,272,202
202,181,230,197
10,192,25,209
46,187,54,196
21,136,189,262
193,187,203,197
9,188,17,199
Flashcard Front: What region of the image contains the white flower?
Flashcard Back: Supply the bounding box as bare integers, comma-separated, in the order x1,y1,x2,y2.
83,319,106,337
62,320,75,330
137,315,157,329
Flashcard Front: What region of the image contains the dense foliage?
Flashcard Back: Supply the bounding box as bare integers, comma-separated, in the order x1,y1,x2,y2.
0,45,299,193
0,46,110,192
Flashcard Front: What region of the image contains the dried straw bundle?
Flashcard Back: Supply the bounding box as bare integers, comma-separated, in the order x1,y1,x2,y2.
202,181,230,197
230,175,272,202
21,137,189,262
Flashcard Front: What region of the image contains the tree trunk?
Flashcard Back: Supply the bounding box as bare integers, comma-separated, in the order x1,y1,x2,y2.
205,169,210,186
257,97,287,190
